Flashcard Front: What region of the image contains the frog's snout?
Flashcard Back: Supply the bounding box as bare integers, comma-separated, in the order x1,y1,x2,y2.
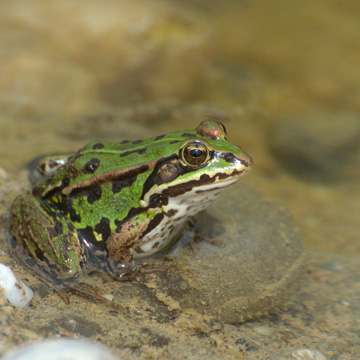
242,151,253,168
234,146,253,170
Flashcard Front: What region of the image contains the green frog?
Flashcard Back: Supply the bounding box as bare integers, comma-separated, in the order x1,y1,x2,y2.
10,120,252,286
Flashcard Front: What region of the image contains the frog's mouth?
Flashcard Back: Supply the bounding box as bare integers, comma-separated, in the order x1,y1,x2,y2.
142,165,249,208
162,168,246,198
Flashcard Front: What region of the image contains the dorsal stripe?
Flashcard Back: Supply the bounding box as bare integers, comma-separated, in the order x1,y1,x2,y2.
61,156,176,196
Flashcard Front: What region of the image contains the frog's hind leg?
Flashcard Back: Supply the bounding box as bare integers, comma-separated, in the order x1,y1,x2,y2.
9,194,83,283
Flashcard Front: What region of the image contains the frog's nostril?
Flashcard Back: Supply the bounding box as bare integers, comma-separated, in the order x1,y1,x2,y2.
223,153,235,162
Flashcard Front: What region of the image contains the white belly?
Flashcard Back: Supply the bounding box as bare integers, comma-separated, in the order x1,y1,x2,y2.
131,180,233,258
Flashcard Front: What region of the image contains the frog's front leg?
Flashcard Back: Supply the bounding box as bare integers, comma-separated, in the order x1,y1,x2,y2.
105,210,163,277
10,194,84,281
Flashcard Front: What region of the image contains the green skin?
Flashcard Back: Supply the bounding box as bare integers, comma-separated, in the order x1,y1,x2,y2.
10,120,252,283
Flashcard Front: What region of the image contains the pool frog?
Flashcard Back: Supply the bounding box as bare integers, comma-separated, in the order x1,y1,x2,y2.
10,120,252,285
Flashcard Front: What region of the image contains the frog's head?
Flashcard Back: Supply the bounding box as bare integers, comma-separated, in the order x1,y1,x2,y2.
142,120,253,215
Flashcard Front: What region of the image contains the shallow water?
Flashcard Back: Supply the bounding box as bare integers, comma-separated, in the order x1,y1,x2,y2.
0,1,359,359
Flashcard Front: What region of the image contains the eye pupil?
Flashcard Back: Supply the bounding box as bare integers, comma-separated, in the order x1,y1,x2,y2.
181,141,209,166
189,149,203,157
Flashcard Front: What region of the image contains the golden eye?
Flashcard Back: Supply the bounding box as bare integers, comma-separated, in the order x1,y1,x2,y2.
181,141,209,166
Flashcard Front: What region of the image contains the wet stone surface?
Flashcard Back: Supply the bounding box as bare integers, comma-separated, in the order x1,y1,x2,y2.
133,183,306,324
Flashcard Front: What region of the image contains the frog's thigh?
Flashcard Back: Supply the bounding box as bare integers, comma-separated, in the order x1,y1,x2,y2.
106,213,153,263
10,194,82,275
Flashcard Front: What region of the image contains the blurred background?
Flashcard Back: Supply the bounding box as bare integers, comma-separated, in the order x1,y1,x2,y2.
0,1,359,284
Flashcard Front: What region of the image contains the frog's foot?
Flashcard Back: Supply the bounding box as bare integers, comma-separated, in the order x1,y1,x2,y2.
194,234,226,248
136,258,172,276
67,283,125,310
51,283,71,304
186,217,225,254
8,244,73,304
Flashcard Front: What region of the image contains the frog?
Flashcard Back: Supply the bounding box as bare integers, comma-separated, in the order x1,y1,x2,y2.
9,120,253,287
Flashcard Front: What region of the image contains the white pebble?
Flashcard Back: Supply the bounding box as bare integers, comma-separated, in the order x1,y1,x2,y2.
0,263,33,308
1,339,119,360
253,325,272,336
103,293,114,301
292,349,327,360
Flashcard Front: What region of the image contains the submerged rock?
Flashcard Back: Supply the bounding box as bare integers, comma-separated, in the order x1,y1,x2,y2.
135,184,306,323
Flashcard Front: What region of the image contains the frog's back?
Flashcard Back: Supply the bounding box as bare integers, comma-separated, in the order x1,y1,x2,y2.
31,132,196,238
34,132,191,192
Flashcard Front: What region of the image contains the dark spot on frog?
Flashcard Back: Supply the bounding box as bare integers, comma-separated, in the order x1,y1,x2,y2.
151,241,160,249
155,134,165,141
120,140,130,144
62,177,70,187
133,245,145,253
67,165,81,180
94,217,111,241
87,185,102,204
38,162,47,174
50,159,63,169
83,158,100,174
149,194,168,207
112,176,137,194
111,163,149,193
69,207,81,222
34,248,46,261
38,159,62,176
55,221,63,235
162,174,215,197
181,133,194,137
166,209,178,217
142,213,165,237
92,143,105,150
120,148,147,157
132,139,142,144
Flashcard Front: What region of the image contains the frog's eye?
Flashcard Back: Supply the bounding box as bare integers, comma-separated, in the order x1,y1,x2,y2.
180,141,210,166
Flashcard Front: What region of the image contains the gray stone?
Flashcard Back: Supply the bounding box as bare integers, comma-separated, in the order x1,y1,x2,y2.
137,184,306,324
